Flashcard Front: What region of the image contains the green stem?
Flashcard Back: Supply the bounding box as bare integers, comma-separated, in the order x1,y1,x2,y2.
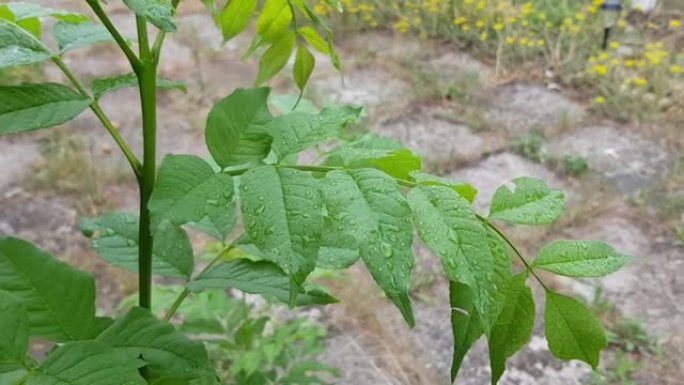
152,0,182,64
163,242,237,322
51,56,143,180
85,0,142,73
479,215,549,290
136,18,157,311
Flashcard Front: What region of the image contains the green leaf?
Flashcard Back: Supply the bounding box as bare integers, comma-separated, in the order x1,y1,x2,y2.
97,307,213,381
255,31,296,85
0,238,96,342
321,169,415,326
123,0,177,32
149,155,236,239
239,166,323,290
187,259,337,306
544,291,606,369
488,274,535,385
299,26,329,54
0,369,28,385
409,171,477,203
1,2,86,22
205,87,273,168
219,0,257,41
53,21,113,53
0,291,29,371
533,240,631,278
92,73,186,99
0,83,91,136
449,281,483,382
79,213,194,278
317,225,360,270
325,134,422,180
408,185,506,330
256,0,292,43
489,177,565,225
264,105,362,158
26,341,145,385
293,44,315,92
0,19,50,69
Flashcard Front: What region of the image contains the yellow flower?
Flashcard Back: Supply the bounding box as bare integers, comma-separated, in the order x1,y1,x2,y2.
575,12,586,21
633,77,648,87
609,41,620,50
624,59,634,68
505,36,515,45
670,65,683,74
592,64,608,76
595,96,606,105
480,31,489,41
494,23,504,31
617,19,627,28
454,16,468,25
476,20,485,29
671,20,682,28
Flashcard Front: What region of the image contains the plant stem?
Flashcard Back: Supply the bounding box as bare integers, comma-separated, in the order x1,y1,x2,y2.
136,18,157,311
85,0,142,73
479,216,549,290
152,0,182,63
163,242,237,322
51,56,143,180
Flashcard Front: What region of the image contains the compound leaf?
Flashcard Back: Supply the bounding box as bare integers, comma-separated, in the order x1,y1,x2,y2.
489,177,564,225
322,169,415,326
264,105,362,158
26,341,145,385
488,274,535,385
187,259,337,306
0,19,50,69
205,87,273,168
0,83,91,136
53,21,113,53
97,307,212,381
149,154,236,239
219,0,257,41
80,213,193,279
533,240,632,278
123,0,176,32
409,171,477,203
544,291,606,369
408,185,506,330
0,291,29,371
0,237,96,342
240,166,323,293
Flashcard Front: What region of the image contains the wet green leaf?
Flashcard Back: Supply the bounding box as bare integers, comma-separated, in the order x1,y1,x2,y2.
489,177,565,225
533,240,632,278
123,0,176,32
0,291,29,370
53,21,113,53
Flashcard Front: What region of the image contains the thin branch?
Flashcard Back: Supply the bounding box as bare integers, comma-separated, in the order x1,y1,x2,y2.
151,0,182,64
52,56,143,180
85,0,142,73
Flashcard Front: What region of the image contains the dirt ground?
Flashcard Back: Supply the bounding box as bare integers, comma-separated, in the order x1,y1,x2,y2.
1,2,683,384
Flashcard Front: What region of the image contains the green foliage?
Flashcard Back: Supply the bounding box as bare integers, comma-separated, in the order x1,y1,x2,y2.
511,132,544,163
0,1,632,384
91,73,186,99
563,154,590,176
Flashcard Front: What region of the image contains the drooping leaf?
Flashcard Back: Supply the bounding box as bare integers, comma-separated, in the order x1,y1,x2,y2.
544,291,606,369
0,237,96,342
0,291,29,371
293,44,315,92
205,87,273,168
26,341,145,385
489,177,565,225
533,240,632,278
80,213,194,278
219,0,257,41
298,26,329,54
123,0,177,32
91,73,186,99
149,154,236,239
53,21,113,53
325,134,421,180
255,31,296,85
239,166,323,290
409,171,477,203
0,19,51,70
408,185,506,330
255,0,292,43
449,281,483,382
488,274,535,385
97,307,213,381
0,83,91,136
263,105,362,158
321,169,415,326
187,259,337,306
